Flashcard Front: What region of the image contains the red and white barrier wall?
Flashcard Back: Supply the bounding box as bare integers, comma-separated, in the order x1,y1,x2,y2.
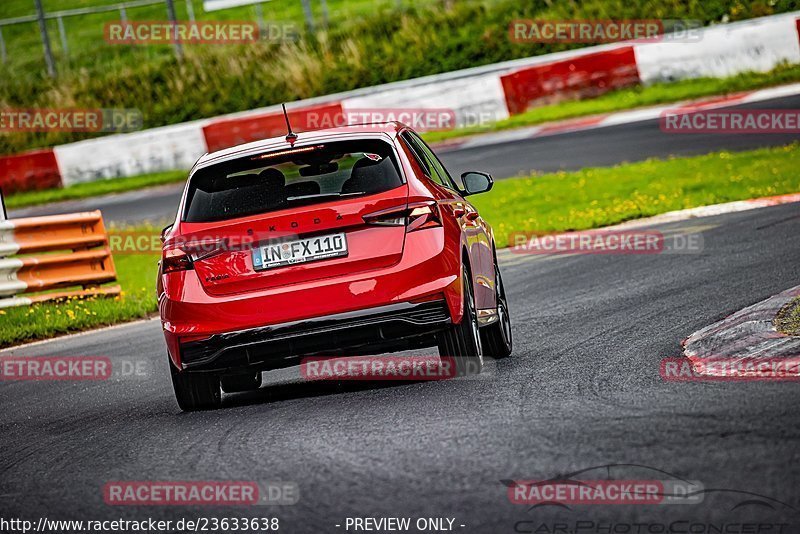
500,46,640,114
3,12,799,192
0,149,61,194
202,102,344,152
635,14,800,83
53,119,210,187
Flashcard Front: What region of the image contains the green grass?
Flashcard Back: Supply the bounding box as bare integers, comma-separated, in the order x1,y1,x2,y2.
776,297,800,336
2,143,799,347
0,0,431,73
424,63,800,144
470,143,800,249
5,170,186,209
2,0,781,74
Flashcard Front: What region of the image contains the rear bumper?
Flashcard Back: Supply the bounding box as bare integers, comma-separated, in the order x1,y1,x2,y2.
179,300,451,372
160,228,464,369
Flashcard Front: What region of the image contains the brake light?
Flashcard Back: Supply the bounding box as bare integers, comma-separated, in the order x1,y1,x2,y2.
363,208,406,227
363,201,442,232
162,247,193,273
182,237,246,261
406,202,441,232
251,145,324,160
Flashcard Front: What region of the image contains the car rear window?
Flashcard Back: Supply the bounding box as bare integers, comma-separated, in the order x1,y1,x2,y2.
183,139,403,223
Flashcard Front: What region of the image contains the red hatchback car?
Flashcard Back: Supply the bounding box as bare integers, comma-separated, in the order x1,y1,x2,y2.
158,122,512,410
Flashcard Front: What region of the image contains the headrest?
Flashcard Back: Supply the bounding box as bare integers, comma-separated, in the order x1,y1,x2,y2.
258,167,286,187
287,181,321,197
341,157,400,195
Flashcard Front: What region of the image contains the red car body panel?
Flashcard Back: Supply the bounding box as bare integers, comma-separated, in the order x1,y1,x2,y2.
158,123,496,370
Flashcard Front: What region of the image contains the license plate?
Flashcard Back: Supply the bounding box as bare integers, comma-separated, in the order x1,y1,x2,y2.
252,233,348,270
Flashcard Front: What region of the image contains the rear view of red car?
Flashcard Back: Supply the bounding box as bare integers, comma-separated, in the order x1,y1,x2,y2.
158,122,512,411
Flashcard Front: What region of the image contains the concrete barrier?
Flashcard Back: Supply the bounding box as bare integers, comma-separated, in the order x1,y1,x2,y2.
0,149,61,194
203,102,343,152
634,13,800,83
53,120,209,187
500,46,639,115
342,74,510,128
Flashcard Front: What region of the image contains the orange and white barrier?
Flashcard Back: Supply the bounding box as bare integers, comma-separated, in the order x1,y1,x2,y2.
0,211,119,308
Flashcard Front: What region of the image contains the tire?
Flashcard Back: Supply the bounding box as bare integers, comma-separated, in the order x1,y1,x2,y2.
221,372,262,393
480,259,513,359
437,265,483,376
170,360,221,411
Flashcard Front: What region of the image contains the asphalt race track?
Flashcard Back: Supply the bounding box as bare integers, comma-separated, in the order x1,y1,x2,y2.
2,201,800,531
10,94,800,225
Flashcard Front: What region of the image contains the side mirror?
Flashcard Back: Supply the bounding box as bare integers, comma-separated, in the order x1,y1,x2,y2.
460,171,493,196
160,223,174,244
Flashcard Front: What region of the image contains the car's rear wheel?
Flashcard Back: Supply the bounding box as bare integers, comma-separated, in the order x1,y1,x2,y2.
169,360,221,411
437,266,483,376
480,260,513,359
221,372,262,393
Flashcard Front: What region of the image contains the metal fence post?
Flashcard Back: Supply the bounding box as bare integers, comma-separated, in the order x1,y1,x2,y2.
185,0,195,22
120,6,127,22
0,27,7,64
254,2,265,36
34,0,56,77
300,0,314,32
57,16,69,58
164,0,183,60
319,0,329,29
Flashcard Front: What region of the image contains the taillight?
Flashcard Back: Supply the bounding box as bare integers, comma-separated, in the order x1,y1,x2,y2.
363,208,406,227
162,247,193,273
406,202,441,232
182,238,239,262
162,235,251,272
363,201,442,232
